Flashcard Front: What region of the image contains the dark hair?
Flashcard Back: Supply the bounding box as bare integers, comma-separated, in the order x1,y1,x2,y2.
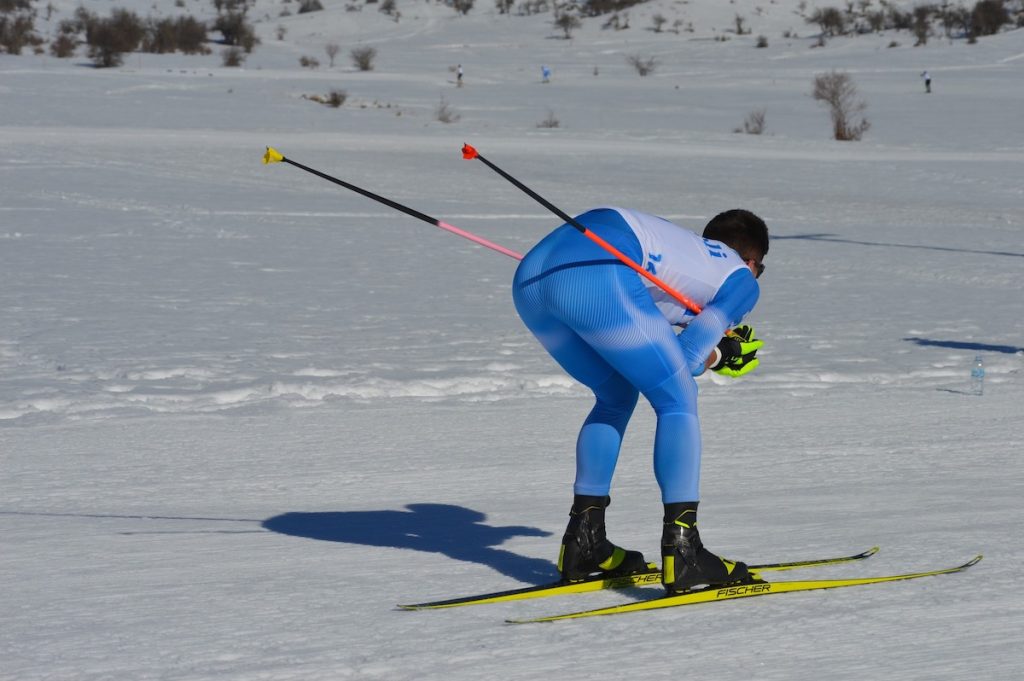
702,209,769,260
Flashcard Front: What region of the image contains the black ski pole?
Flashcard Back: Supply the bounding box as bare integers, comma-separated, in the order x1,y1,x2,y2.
263,147,523,260
461,144,703,315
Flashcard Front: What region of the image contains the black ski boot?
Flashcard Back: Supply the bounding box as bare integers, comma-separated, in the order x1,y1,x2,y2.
558,495,651,582
661,502,749,594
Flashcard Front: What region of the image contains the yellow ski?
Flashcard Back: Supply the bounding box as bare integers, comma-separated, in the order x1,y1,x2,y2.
506,555,981,623
399,547,878,610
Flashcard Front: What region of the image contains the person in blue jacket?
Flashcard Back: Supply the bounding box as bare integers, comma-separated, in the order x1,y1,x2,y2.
512,207,768,593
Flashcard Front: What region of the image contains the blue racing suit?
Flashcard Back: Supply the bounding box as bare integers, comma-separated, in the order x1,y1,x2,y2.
512,208,759,503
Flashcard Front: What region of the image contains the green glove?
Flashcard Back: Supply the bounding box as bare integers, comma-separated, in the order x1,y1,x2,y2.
711,325,763,377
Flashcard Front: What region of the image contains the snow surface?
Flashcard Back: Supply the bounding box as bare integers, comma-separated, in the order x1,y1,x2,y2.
2,1,1023,679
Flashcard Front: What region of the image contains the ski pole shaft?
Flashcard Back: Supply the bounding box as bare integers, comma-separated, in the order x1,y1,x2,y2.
461,144,703,316
262,147,524,261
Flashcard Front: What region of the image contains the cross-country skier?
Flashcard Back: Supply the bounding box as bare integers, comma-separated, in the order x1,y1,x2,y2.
512,207,768,594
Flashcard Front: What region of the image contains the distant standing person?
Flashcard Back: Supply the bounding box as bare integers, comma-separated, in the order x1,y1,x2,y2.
921,70,931,93
541,65,551,83
457,64,464,87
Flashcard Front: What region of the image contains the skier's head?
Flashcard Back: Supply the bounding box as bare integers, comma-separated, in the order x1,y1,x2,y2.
703,209,769,278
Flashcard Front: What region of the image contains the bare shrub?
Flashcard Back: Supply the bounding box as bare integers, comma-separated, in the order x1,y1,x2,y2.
626,53,658,76
351,46,377,71
554,12,581,38
495,0,514,14
912,6,931,45
740,108,766,134
602,12,618,29
143,16,210,54
537,109,560,128
380,0,397,15
50,32,76,58
299,55,320,68
325,42,339,67
298,0,324,13
73,6,96,30
326,89,347,108
0,12,42,55
214,12,258,52
888,7,913,30
756,34,768,47
221,46,245,66
734,14,747,34
452,0,474,14
175,16,211,54
651,14,667,32
971,0,1010,36
812,70,870,141
582,0,644,17
86,9,146,67
211,0,253,12
144,17,178,53
435,95,460,123
808,6,846,35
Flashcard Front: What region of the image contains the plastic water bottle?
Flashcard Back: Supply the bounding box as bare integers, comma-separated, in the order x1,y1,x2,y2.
970,355,985,396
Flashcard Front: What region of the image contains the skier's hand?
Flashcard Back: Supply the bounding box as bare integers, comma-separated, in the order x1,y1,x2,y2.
711,325,763,377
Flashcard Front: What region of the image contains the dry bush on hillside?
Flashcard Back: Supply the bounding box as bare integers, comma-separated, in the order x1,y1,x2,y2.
537,109,560,128
435,95,461,124
554,12,581,38
351,46,377,71
214,12,258,52
50,33,76,57
221,46,245,66
626,53,658,76
86,9,145,67
143,16,210,55
0,11,42,54
326,89,347,108
812,71,870,141
325,42,340,67
736,109,766,135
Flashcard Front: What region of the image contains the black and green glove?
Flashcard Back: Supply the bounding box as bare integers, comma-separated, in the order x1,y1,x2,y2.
711,325,763,377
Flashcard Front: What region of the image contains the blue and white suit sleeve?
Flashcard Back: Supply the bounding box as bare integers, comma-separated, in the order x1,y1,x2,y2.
676,269,760,376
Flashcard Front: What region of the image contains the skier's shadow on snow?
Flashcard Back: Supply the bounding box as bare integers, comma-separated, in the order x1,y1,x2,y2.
775,233,1024,259
262,504,557,584
903,337,1023,355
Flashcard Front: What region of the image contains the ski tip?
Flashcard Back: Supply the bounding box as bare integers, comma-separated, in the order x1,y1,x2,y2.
263,146,284,165
862,546,881,558
963,554,983,568
462,143,478,160
397,602,446,610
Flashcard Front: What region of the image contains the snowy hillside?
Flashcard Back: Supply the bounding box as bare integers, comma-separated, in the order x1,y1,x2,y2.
1,1,1023,679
